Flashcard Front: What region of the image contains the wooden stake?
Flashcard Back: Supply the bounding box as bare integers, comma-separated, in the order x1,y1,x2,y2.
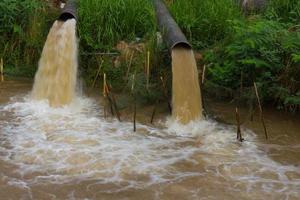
0,58,4,82
92,59,104,88
202,64,206,84
150,103,157,124
160,76,172,113
132,74,136,132
235,107,244,142
125,52,134,81
254,82,269,140
103,73,108,118
103,73,107,97
146,51,150,90
133,98,137,132
107,84,121,122
200,65,206,116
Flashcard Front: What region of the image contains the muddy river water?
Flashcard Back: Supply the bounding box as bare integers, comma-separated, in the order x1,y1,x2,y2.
0,80,299,200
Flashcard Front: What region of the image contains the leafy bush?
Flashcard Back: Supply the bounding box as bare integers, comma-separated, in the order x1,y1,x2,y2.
204,19,300,110
0,0,58,73
265,0,300,23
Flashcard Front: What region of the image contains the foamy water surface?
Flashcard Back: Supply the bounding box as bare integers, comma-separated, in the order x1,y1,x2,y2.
0,94,299,199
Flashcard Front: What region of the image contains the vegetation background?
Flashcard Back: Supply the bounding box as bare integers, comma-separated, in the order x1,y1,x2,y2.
0,0,299,111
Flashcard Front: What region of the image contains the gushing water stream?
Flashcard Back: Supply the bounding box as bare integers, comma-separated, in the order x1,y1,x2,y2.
0,82,299,199
0,14,299,200
171,47,203,124
32,19,78,107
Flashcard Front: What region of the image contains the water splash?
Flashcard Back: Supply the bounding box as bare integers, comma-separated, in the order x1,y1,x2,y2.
31,19,78,107
171,47,203,124
0,96,299,198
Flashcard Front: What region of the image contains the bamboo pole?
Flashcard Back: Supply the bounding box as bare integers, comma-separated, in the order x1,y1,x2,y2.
254,82,269,140
132,74,136,132
146,51,150,90
103,73,107,118
202,64,206,84
160,76,172,113
107,84,121,122
235,107,244,142
0,58,3,82
200,65,206,116
125,52,134,81
150,103,157,124
92,59,104,88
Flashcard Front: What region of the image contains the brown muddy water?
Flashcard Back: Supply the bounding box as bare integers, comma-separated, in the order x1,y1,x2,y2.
0,80,299,200
32,19,78,107
171,47,203,124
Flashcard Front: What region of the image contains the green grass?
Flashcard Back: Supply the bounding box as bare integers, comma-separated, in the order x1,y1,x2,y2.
265,0,300,23
167,0,243,49
78,0,156,51
0,0,58,75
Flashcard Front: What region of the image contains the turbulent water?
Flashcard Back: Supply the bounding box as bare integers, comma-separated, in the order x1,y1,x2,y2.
31,19,78,107
172,47,203,124
0,81,299,199
0,15,299,200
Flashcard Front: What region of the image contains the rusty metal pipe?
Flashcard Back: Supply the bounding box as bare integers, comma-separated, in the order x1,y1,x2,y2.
153,0,191,49
58,0,77,21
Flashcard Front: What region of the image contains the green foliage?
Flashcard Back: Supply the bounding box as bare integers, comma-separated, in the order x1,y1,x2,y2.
204,18,300,109
78,0,156,51
167,0,243,49
0,0,58,76
265,0,300,23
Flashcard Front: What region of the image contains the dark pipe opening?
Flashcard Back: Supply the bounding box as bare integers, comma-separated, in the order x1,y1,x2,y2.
58,13,75,21
58,0,77,21
153,0,191,50
172,42,192,50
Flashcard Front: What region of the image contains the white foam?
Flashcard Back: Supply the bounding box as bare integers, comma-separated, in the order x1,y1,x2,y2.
0,95,299,198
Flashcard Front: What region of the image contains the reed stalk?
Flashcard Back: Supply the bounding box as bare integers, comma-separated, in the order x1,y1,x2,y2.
92,58,104,88
202,64,206,84
160,76,172,113
235,107,244,142
146,51,150,90
132,74,136,132
254,82,269,140
126,52,135,81
0,58,3,82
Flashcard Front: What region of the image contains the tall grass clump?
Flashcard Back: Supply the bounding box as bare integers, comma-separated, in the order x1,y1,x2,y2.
0,0,58,76
78,0,156,51
167,0,243,49
265,0,300,23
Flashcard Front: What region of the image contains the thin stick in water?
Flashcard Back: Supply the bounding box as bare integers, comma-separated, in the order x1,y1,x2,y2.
0,58,3,82
107,84,121,122
126,52,134,81
132,74,136,132
160,76,172,113
92,58,104,88
235,107,244,142
202,64,206,84
103,73,108,118
146,51,150,90
254,82,269,140
133,98,137,132
150,103,157,124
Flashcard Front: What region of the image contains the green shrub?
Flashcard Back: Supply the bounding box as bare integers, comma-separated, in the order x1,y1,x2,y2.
0,0,58,75
204,19,300,109
265,0,300,23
